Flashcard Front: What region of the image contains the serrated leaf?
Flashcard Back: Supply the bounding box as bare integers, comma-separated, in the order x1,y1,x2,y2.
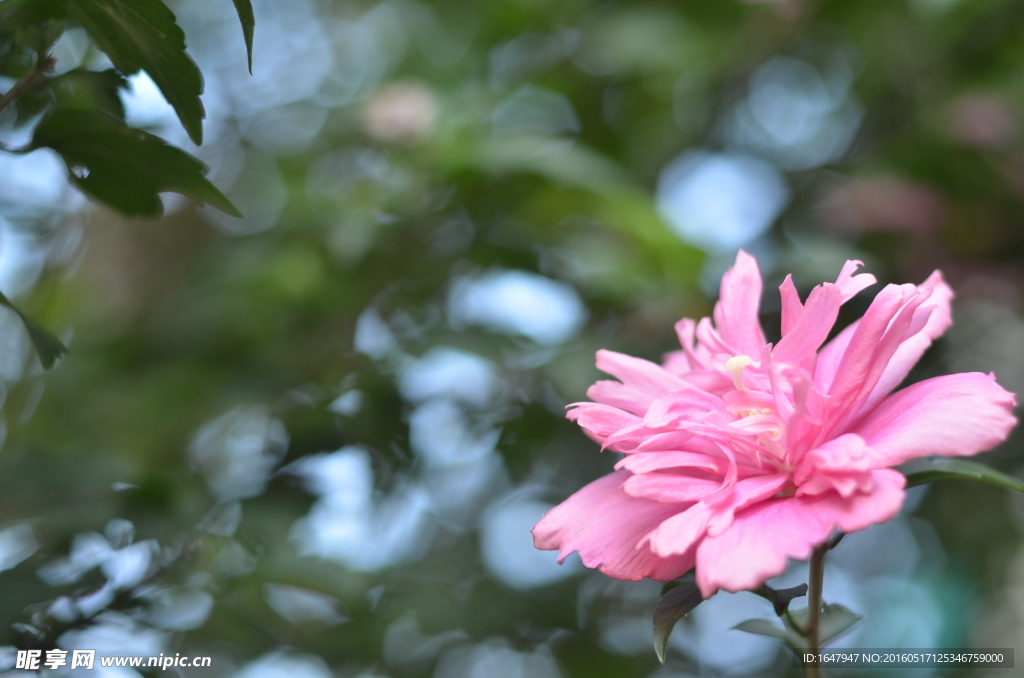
0,292,67,369
902,457,1024,495
733,619,806,648
49,69,128,120
58,0,205,145
230,0,254,74
31,109,240,218
652,573,703,664
789,604,862,645
756,583,808,617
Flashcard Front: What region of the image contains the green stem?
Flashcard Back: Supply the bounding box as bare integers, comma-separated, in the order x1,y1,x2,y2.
804,544,827,678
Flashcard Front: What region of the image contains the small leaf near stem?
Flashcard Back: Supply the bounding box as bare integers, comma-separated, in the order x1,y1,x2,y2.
803,544,827,678
652,573,704,664
0,291,67,369
732,618,805,647
756,582,809,617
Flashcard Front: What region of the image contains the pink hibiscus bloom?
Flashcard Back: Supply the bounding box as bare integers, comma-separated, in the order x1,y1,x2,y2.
533,251,1017,597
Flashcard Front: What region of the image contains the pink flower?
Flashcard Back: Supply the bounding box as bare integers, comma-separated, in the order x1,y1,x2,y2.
533,251,1017,597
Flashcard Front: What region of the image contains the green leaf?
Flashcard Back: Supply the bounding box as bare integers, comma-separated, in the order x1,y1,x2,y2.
0,292,67,370
652,573,703,664
901,457,1024,494
819,604,862,644
0,0,64,74
58,0,205,145
789,604,863,645
31,109,240,218
49,69,128,120
230,0,254,74
733,618,805,648
756,582,809,617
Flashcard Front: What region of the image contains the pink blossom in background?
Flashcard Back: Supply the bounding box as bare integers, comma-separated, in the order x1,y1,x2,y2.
533,251,1017,597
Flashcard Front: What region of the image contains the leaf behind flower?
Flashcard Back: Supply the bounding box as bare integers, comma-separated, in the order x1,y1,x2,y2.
652,573,703,664
901,457,1024,495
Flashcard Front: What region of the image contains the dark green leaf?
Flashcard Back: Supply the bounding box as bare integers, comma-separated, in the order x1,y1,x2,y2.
230,0,254,74
58,0,205,144
31,109,240,218
0,292,67,369
756,582,809,617
0,0,33,16
901,457,1024,494
0,0,63,36
733,618,805,647
652,573,703,664
49,69,128,120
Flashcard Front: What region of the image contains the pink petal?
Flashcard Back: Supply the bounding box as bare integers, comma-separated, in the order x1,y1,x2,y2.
694,469,905,596
773,284,842,365
833,260,877,302
633,431,703,452
705,472,790,535
779,275,803,337
674,318,713,370
797,471,874,499
723,389,776,413
814,320,858,393
567,403,640,443
645,502,714,558
623,472,723,503
532,471,695,581
597,349,690,395
680,369,735,394
855,271,954,417
602,425,682,452
852,372,1017,467
794,433,874,480
815,270,950,436
646,472,789,557
818,283,925,439
587,380,656,417
643,390,732,428
615,450,732,476
712,250,767,356
662,350,692,376
778,261,874,340
695,317,732,356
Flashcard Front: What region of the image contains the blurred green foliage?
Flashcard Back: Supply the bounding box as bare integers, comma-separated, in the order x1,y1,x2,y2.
2,0,1024,677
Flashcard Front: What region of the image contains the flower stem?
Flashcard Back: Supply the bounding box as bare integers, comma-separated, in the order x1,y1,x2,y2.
803,544,828,678
0,54,54,116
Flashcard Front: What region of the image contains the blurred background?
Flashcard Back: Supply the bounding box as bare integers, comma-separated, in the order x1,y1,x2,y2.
1,0,1024,676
